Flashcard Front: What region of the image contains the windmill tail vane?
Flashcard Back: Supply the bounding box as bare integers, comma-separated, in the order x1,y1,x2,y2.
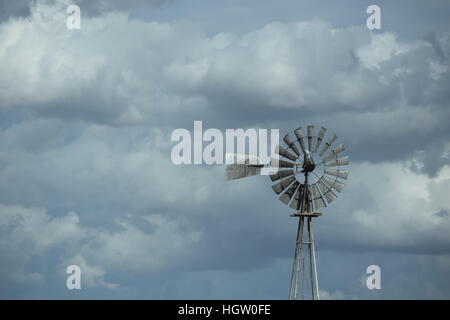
224,125,349,300
224,152,273,181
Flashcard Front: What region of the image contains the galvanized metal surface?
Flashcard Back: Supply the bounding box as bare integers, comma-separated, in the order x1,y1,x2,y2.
289,215,320,300
225,125,350,301
269,125,349,212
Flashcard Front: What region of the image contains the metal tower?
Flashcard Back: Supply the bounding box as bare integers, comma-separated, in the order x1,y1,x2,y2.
289,174,321,300
225,125,349,300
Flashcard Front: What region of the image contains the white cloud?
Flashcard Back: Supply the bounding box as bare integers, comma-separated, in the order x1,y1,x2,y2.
0,205,84,254
80,214,202,273
319,289,353,300
1,2,448,128
356,33,418,70
320,160,450,252
1,0,450,298
0,203,202,287
61,254,117,289
0,205,85,285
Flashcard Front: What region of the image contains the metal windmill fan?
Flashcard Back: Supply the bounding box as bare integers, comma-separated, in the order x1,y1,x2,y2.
270,125,349,213
225,125,349,300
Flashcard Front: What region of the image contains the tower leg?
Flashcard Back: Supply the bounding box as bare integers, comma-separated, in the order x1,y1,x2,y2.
289,216,305,300
289,215,320,300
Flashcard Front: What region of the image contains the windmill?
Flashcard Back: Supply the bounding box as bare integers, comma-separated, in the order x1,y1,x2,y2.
225,125,349,300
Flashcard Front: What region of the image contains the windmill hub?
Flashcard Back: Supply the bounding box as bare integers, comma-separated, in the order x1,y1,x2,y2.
301,150,316,173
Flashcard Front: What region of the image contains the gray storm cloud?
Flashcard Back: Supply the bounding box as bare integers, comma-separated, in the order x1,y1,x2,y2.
0,0,450,298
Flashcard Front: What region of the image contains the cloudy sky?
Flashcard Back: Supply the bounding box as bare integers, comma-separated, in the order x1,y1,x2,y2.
1,0,450,299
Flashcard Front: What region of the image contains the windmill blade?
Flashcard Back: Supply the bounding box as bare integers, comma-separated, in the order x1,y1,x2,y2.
283,134,301,157
270,158,295,168
307,125,315,152
276,144,298,162
324,169,349,180
319,133,338,157
317,179,329,195
290,184,305,210
293,127,308,154
324,156,349,167
279,181,300,204
270,169,295,182
322,188,337,203
313,197,325,210
317,180,338,203
287,180,316,212
331,179,345,193
322,144,345,162
313,127,327,153
225,164,263,180
321,176,345,193
311,183,326,209
272,176,296,194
